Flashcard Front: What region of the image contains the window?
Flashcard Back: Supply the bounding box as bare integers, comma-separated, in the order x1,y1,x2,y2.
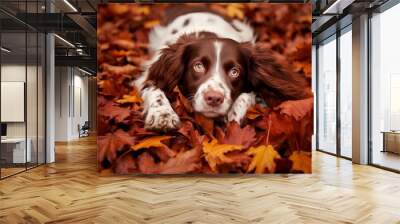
370,3,400,171
317,35,337,154
339,27,352,158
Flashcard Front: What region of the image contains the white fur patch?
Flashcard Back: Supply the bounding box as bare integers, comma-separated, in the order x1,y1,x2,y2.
142,87,180,131
149,12,255,52
192,41,232,117
228,92,256,124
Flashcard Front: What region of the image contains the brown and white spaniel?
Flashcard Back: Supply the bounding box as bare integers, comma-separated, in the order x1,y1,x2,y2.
134,8,312,131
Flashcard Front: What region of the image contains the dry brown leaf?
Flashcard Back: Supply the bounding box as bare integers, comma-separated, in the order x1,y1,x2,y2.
98,129,135,164
274,97,313,121
246,104,269,120
138,146,201,174
194,113,214,134
102,63,137,76
99,102,131,122
219,122,257,149
172,86,193,114
202,139,242,172
246,145,280,173
114,151,137,174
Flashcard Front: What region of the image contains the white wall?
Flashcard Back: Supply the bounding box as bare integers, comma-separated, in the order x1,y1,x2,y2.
312,45,316,151
1,63,46,163
54,67,89,141
1,65,41,138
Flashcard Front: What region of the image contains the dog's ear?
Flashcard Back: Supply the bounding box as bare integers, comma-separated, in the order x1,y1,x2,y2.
145,34,198,93
241,42,312,101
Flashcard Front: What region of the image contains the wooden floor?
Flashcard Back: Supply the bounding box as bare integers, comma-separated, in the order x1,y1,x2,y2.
0,136,400,224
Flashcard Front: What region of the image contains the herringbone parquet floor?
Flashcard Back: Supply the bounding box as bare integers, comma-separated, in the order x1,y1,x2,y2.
1,136,400,224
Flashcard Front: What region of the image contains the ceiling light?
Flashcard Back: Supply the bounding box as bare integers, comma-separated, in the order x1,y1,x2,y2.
1,47,11,53
77,67,93,76
63,0,78,12
54,34,75,48
323,0,355,15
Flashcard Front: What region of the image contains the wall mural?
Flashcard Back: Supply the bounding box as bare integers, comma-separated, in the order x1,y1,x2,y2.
97,3,313,174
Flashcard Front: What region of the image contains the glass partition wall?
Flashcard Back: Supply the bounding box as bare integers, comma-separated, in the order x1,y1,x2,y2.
0,2,46,179
317,35,337,155
370,3,400,171
339,27,352,159
316,26,352,159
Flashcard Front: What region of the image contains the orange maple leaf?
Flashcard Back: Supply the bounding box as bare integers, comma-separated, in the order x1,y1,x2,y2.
226,4,244,20
132,136,172,151
115,89,143,104
144,19,160,29
289,151,311,173
202,139,242,172
136,6,150,15
246,145,281,173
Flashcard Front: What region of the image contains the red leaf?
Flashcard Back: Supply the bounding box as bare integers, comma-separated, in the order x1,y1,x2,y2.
99,101,131,123
114,151,137,174
274,97,313,121
137,146,202,174
98,129,135,165
218,122,257,149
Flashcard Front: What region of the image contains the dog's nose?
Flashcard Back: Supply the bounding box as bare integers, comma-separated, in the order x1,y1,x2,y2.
204,90,224,107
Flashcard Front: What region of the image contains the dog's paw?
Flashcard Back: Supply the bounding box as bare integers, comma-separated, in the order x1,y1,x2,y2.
144,105,180,131
227,92,256,124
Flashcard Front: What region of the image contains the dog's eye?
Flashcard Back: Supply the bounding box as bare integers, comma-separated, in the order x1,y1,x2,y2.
229,67,240,78
193,62,205,73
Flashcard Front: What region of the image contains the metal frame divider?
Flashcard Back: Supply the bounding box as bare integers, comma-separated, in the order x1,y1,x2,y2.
315,22,353,162
336,19,341,158
0,0,48,180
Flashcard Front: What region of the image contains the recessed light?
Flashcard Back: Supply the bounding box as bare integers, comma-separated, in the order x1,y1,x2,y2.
54,34,75,48
77,67,93,76
63,0,78,12
1,47,11,53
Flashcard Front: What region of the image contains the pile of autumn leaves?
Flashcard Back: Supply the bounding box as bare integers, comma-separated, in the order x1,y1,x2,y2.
97,3,312,174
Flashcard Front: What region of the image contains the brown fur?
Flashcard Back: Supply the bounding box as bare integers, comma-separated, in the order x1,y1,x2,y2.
145,35,311,105
241,42,312,101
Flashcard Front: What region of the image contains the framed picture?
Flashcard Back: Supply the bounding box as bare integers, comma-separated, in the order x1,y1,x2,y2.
97,3,313,174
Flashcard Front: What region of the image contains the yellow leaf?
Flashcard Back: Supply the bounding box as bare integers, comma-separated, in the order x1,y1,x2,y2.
136,6,150,15
115,90,143,104
289,151,311,173
132,136,172,151
246,145,280,174
144,19,160,29
202,139,242,172
226,4,244,20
